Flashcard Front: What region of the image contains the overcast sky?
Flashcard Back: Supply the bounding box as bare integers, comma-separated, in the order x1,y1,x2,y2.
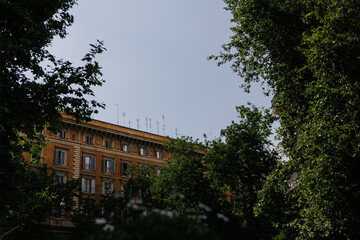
50,0,272,141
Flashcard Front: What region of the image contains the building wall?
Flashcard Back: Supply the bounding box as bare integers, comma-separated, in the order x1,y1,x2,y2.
43,116,168,196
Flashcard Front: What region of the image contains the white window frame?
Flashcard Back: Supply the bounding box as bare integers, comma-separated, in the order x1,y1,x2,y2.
122,144,133,153
82,177,95,194
139,147,149,156
105,140,112,149
55,173,67,184
103,181,113,195
103,159,115,174
156,150,165,159
55,149,67,166
85,136,93,145
59,130,66,139
83,155,96,171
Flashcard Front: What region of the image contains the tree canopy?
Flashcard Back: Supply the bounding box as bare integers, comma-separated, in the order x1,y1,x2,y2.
205,105,278,228
212,0,360,238
0,0,105,232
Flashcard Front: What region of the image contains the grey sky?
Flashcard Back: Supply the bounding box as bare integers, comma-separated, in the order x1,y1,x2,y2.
50,0,272,141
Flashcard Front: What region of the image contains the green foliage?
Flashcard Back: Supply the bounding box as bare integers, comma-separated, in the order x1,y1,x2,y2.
151,137,219,213
87,214,219,240
0,0,105,234
124,163,155,207
2,166,80,239
213,0,360,238
205,105,278,232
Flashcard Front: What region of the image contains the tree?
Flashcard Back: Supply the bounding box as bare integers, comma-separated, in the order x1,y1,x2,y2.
151,137,220,213
0,0,105,232
204,105,278,236
211,0,360,238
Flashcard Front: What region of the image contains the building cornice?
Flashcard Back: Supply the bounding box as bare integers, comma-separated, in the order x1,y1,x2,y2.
62,118,166,147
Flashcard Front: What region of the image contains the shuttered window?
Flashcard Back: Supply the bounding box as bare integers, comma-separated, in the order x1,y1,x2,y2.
83,155,96,171
55,174,66,184
105,140,112,149
103,159,115,174
122,144,133,153
139,147,149,156
82,178,96,194
55,149,67,166
103,181,112,195
59,130,66,139
156,151,165,159
85,136,92,145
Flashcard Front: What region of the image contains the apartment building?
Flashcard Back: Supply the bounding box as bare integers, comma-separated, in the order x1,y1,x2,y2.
41,115,168,228
44,114,167,194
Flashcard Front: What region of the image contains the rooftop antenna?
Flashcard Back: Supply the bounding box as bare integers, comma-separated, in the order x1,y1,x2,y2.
123,112,126,126
128,120,132,128
175,128,178,138
149,118,152,132
157,121,159,134
116,103,119,125
146,117,148,131
137,118,139,130
162,115,165,136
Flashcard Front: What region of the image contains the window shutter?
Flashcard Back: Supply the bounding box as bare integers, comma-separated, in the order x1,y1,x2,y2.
83,156,86,169
129,144,133,153
61,151,66,165
91,179,96,194
91,157,96,171
145,148,149,156
103,159,106,173
111,160,115,173
55,150,59,164
81,178,86,192
161,151,165,159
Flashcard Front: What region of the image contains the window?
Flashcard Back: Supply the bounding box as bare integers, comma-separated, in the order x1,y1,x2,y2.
103,181,113,195
139,147,149,156
103,159,115,174
156,150,165,159
83,155,96,171
55,149,67,166
120,182,127,193
122,144,133,153
85,136,92,145
122,162,130,176
82,178,95,194
105,140,112,149
59,130,66,139
154,167,161,175
55,173,66,184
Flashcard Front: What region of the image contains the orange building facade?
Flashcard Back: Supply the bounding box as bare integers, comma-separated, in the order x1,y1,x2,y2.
41,115,168,227
44,115,168,194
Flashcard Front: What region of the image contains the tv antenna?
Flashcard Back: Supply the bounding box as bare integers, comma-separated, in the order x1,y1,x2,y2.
162,115,165,135
123,112,126,126
116,104,119,125
137,118,139,130
128,120,132,128
146,117,148,131
157,121,159,134
149,118,152,132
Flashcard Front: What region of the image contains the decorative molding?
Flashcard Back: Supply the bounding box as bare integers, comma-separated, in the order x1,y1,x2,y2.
47,138,166,164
